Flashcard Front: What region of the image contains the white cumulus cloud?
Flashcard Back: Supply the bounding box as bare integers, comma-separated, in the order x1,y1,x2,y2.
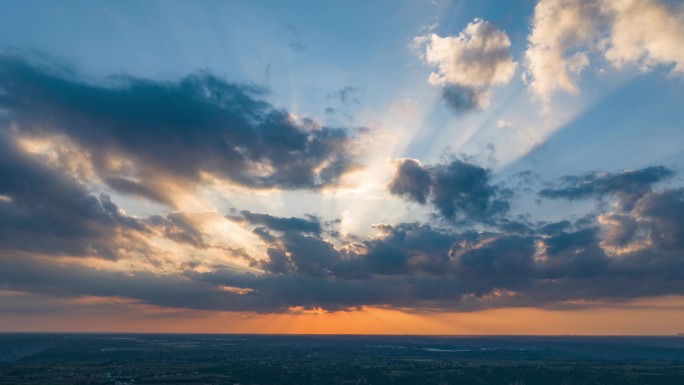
525,0,684,105
415,18,517,111
605,0,684,74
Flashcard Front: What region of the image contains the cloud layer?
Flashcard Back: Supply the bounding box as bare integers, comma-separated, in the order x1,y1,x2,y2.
1,98,683,313
3,164,684,314
0,28,683,319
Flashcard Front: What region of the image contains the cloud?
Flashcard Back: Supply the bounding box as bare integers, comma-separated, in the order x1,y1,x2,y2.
328,86,361,107
0,256,258,312
5,206,684,313
0,126,240,267
524,0,601,103
361,223,458,277
387,158,431,204
497,119,514,129
4,181,684,314
597,213,638,248
227,210,341,277
415,18,517,111
634,189,684,250
388,158,510,222
229,210,322,235
539,165,674,209
0,54,363,207
538,166,684,261
105,176,174,206
605,0,684,74
440,85,484,113
0,131,148,259
146,212,208,249
525,0,684,104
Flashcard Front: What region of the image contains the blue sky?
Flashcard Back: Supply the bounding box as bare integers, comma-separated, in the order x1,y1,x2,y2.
1,0,684,333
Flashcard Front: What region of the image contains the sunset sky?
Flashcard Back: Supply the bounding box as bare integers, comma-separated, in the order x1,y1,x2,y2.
1,0,684,334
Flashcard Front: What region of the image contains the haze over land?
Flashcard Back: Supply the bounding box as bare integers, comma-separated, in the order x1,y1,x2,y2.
1,0,684,334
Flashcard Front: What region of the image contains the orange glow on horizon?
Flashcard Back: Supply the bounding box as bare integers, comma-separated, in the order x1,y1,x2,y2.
2,296,684,336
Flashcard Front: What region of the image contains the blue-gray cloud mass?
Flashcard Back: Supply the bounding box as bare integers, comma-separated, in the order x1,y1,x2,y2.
389,158,511,223
0,54,363,206
1,53,684,314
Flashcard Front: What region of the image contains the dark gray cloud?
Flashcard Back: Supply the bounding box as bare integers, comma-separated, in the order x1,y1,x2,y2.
389,158,510,222
598,213,638,247
441,84,480,112
430,159,510,221
361,223,460,276
227,210,340,277
539,220,572,236
388,158,431,204
229,210,322,235
455,235,536,281
539,166,674,209
105,176,173,206
0,54,363,206
634,189,684,250
0,255,255,312
538,227,610,279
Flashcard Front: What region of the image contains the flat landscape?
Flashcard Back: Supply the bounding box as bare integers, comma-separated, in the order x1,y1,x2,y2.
1,334,684,384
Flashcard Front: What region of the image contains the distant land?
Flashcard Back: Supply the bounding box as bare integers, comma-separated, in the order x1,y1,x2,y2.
2,333,684,384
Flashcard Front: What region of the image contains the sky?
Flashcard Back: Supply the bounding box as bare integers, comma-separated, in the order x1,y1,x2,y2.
1,0,684,334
